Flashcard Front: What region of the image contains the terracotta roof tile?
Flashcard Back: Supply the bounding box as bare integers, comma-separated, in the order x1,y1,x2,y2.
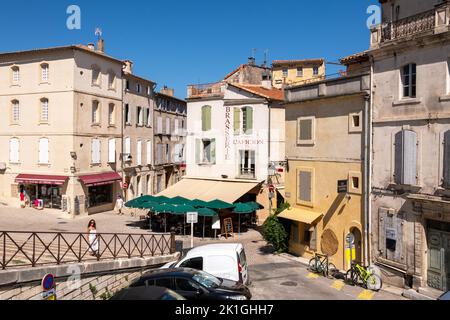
230,84,284,101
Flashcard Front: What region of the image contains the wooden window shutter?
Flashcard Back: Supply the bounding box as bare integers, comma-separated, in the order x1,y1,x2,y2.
211,139,216,164
202,106,211,131
403,130,417,185
10,138,19,163
39,138,49,164
394,131,404,184
298,171,312,202
234,108,241,134
195,139,201,164
443,131,450,188
245,107,253,134
108,139,116,163
299,119,312,141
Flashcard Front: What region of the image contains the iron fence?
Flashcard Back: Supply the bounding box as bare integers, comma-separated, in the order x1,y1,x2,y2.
0,231,175,270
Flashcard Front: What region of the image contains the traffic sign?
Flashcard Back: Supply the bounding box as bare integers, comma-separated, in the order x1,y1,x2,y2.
42,274,55,291
186,212,198,224
346,233,355,245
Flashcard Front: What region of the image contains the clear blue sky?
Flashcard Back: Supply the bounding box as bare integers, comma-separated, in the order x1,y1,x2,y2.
0,0,379,99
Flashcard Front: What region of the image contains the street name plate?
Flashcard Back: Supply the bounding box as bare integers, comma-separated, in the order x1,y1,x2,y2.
186,212,198,224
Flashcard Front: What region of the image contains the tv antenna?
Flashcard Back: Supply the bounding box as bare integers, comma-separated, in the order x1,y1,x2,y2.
95,27,103,40
263,49,269,67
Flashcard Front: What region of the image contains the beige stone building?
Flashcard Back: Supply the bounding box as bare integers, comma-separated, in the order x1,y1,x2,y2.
272,59,326,89
369,0,450,293
0,43,124,215
153,87,187,193
122,61,157,201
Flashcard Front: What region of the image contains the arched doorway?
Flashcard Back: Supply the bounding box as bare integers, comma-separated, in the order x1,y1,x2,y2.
350,227,362,264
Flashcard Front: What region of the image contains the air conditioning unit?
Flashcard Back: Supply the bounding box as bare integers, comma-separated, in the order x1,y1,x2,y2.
0,163,6,171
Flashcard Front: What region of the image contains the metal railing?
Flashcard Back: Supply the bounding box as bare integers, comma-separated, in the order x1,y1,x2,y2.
187,82,224,98
0,231,175,270
381,9,436,42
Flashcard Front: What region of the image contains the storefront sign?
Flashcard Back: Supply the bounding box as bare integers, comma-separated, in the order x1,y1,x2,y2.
225,107,231,160
233,139,264,145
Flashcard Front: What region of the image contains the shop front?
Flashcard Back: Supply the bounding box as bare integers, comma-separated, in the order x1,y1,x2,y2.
15,174,68,210
79,172,122,214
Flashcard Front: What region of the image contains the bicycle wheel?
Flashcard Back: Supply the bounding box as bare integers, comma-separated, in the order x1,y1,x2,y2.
366,274,382,291
345,269,359,286
327,263,337,277
308,258,317,273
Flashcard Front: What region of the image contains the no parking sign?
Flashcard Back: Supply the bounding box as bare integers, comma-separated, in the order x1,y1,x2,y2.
41,274,57,300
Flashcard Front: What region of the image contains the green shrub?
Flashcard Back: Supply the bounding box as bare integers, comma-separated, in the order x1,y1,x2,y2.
262,213,288,253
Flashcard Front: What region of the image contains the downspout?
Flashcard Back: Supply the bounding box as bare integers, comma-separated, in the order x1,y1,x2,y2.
121,75,125,201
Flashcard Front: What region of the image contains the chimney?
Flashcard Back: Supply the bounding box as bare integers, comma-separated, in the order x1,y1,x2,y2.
261,80,272,90
160,85,174,97
87,43,95,51
248,57,256,66
123,60,133,74
97,38,105,53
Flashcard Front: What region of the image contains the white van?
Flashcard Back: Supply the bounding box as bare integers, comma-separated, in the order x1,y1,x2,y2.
161,243,249,285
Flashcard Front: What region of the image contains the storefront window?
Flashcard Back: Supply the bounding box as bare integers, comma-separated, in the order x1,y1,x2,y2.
88,184,113,208
22,184,62,209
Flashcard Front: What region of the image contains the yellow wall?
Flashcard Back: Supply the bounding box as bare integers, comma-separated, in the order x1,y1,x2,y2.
284,160,363,271
273,63,325,88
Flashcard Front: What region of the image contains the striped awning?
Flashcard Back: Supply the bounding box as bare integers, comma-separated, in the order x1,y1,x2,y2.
15,174,68,186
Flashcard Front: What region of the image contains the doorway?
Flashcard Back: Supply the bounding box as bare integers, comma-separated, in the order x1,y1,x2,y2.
427,220,450,291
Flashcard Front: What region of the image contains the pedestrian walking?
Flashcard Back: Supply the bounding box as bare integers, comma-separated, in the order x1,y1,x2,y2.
87,219,99,257
115,195,124,215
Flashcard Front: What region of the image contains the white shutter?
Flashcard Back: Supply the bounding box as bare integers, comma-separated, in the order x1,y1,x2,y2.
9,138,19,163
91,139,100,164
157,117,163,134
137,140,142,165
166,118,171,134
147,140,152,165
403,130,417,185
173,144,180,163
108,139,116,163
39,138,49,164
174,119,179,135
125,137,131,154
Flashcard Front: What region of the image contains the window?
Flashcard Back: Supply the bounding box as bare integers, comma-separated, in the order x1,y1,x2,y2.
145,108,151,127
124,104,131,125
174,119,179,135
154,278,174,290
175,278,200,292
297,168,313,205
349,112,362,133
9,138,20,163
313,66,319,76
147,86,151,96
239,150,256,178
108,72,116,89
146,140,152,165
108,104,115,126
137,107,143,126
157,116,163,134
282,68,288,77
401,63,416,98
40,63,49,82
38,138,49,164
394,130,418,185
173,144,184,163
297,117,315,145
195,139,216,164
125,80,130,91
297,67,303,77
242,106,253,134
91,138,101,164
201,105,212,131
11,66,20,84
11,100,20,123
166,117,171,134
157,143,164,164
108,139,116,163
352,177,359,189
137,140,142,166
378,208,404,263
92,101,100,124
166,144,171,163
179,257,203,270
40,98,49,123
92,65,101,86
349,171,362,194
125,137,131,155
136,83,141,93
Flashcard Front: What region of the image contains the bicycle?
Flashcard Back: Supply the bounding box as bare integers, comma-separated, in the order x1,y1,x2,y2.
308,253,337,278
345,262,382,291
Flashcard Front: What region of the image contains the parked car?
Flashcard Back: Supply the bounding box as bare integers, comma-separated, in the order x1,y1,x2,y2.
161,243,249,285
110,286,186,300
438,291,450,300
130,268,252,300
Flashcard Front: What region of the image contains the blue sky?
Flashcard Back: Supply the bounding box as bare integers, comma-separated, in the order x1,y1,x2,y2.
0,0,379,99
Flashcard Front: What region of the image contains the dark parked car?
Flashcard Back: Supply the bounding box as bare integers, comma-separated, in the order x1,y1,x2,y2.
130,268,252,300
110,286,186,300
438,291,450,300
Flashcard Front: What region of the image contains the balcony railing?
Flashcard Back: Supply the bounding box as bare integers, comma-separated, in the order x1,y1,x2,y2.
187,82,224,98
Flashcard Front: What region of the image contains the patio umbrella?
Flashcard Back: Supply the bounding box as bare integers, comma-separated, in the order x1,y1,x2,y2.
170,196,193,206
197,208,218,239
232,203,254,235
152,203,177,233
206,199,235,210
191,199,211,208
247,201,264,211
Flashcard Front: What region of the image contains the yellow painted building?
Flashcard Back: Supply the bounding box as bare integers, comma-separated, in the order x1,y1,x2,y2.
272,59,325,89
281,53,371,270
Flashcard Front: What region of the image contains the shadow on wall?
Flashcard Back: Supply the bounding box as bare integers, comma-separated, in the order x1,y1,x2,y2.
323,193,346,228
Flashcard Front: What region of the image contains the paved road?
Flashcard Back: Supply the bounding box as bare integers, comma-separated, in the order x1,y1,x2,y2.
0,206,405,300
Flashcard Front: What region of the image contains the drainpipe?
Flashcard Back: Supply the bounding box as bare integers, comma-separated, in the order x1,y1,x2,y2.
121,76,125,201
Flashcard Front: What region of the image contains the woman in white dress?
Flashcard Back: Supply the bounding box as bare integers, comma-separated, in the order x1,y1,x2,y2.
87,219,99,256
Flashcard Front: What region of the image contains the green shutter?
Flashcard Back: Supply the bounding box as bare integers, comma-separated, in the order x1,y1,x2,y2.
211,139,216,164
246,107,253,134
202,106,211,131
195,139,201,164
234,108,240,135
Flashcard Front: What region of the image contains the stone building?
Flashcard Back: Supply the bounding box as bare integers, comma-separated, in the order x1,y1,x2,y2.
0,42,124,215
282,53,371,270
369,0,450,293
153,87,187,194
272,59,326,89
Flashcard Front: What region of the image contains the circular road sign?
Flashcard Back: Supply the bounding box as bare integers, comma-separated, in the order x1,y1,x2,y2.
42,274,55,291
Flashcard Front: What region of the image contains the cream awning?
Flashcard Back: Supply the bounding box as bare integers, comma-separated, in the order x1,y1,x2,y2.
157,177,263,203
278,207,323,225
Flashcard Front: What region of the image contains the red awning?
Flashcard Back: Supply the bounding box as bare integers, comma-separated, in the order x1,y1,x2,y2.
79,172,122,187
15,174,68,186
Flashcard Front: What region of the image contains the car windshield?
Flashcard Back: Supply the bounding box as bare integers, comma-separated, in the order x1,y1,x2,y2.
192,270,222,288
160,291,186,301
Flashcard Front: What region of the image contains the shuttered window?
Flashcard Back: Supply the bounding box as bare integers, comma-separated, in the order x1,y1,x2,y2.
443,131,450,188
157,143,163,164
297,169,313,204
234,108,241,135
201,105,212,131
108,104,115,126
108,138,116,163
137,140,142,165
124,104,130,124
91,138,101,164
137,107,143,126
242,107,253,134
125,137,131,155
378,208,405,264
40,99,49,123
146,140,152,165
92,101,100,124
12,100,20,123
174,119,179,135
297,117,315,144
394,130,418,185
9,138,20,163
41,63,49,82
12,66,20,83
166,117,171,134
157,117,163,134
39,138,49,164
146,108,151,127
